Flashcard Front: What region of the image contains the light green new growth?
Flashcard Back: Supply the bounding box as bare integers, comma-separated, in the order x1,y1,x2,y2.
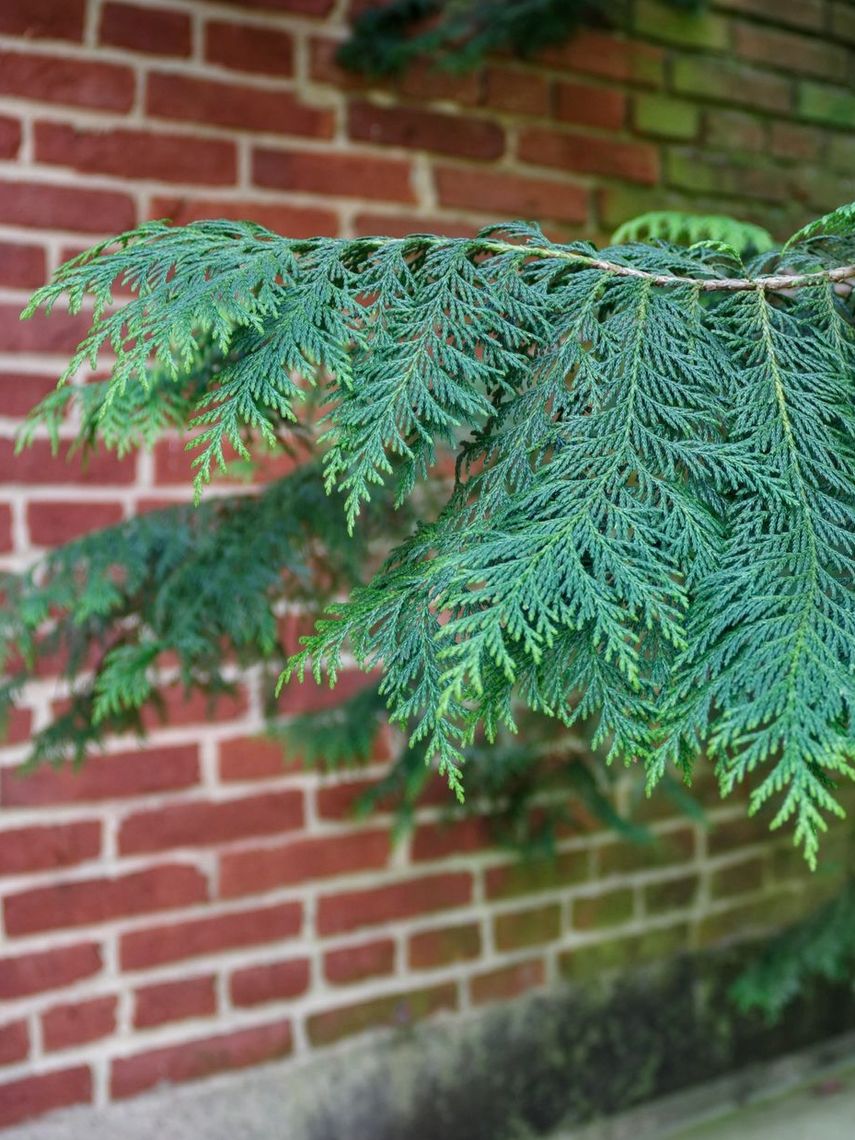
15,206,855,865
611,210,774,257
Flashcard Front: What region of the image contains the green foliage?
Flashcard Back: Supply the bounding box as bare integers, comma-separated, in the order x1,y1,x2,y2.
611,211,774,258
15,206,855,865
732,877,855,1020
338,0,702,76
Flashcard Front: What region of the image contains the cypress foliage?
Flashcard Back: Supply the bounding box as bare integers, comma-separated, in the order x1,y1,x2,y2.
9,204,855,867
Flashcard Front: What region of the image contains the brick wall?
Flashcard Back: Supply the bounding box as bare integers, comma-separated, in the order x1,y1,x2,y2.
1,0,853,1129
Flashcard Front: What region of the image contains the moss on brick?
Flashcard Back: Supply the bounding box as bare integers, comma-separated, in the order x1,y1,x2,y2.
798,82,855,127
635,0,729,49
635,94,700,140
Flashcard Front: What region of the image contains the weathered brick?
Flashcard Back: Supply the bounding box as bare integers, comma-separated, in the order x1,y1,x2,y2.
410,817,493,862
0,1022,29,1067
494,904,562,951
100,2,192,56
317,873,472,936
348,101,504,160
0,1067,92,1129
27,501,124,545
485,850,590,900
798,82,855,128
644,874,700,914
554,81,626,130
708,814,772,855
634,94,700,140
307,983,457,1046
672,59,792,114
35,122,237,186
710,857,766,899
598,827,696,875
0,821,101,876
254,147,414,202
42,996,116,1052
121,901,302,969
134,977,217,1028
0,51,134,111
119,789,304,855
559,923,690,981
325,939,396,985
147,73,333,138
230,958,310,1006
1,744,199,806
519,127,659,184
733,22,848,81
715,0,823,30
537,31,664,87
112,1021,292,1099
469,959,545,1005
0,944,102,1000
635,0,729,48
573,888,634,931
831,0,855,43
706,109,767,152
0,180,136,234
408,922,481,970
434,165,588,225
219,829,388,898
205,21,294,75
769,121,821,162
4,865,208,936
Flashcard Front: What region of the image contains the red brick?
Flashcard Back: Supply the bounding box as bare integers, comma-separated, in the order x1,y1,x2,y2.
100,2,192,56
0,744,199,806
0,502,11,554
42,997,116,1052
324,938,396,985
218,735,304,782
152,435,300,486
410,817,493,861
0,944,102,1000
205,21,295,76
0,180,136,234
0,241,44,289
470,960,546,1005
0,438,136,485
147,73,332,138
277,669,377,717
733,22,847,81
348,100,504,160
0,116,21,160
555,81,627,130
26,501,124,546
111,1021,292,1099
134,977,217,1028
254,147,415,202
316,776,382,820
230,958,310,1006
317,873,472,936
121,901,302,969
537,30,664,85
482,67,551,116
119,789,304,855
138,684,249,731
0,303,94,357
220,830,389,899
0,1022,28,1067
0,821,101,877
0,372,56,417
408,922,481,969
434,166,588,225
307,983,457,1046
0,0,85,39
150,195,338,237
4,865,208,937
519,127,658,184
0,51,133,112
35,122,237,186
0,1067,92,1129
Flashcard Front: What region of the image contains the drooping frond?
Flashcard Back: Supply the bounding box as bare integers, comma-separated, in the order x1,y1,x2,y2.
18,208,855,861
